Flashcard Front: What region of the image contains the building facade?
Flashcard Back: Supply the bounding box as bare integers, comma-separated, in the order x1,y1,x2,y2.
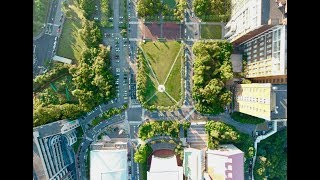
240,25,287,80
33,120,80,180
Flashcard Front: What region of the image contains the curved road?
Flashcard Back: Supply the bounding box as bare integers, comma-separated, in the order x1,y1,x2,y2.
76,114,126,180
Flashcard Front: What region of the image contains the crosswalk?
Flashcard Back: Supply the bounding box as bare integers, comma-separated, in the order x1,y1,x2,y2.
187,124,208,149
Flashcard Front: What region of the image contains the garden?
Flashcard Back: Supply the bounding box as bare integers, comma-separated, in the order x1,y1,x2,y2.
192,41,234,114
137,41,184,110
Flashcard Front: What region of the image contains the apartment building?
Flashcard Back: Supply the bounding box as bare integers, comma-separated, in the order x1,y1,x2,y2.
33,120,80,180
205,144,244,180
234,83,287,120
183,148,204,180
225,0,284,45
239,25,287,83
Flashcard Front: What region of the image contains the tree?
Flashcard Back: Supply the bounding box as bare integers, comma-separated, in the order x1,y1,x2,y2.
79,20,102,48
134,144,152,164
80,0,95,19
192,41,233,114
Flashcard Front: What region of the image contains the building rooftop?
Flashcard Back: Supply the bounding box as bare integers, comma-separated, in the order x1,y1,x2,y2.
33,141,47,180
33,120,68,138
90,149,128,180
206,144,244,180
148,155,183,180
207,144,243,156
271,84,287,119
91,138,128,150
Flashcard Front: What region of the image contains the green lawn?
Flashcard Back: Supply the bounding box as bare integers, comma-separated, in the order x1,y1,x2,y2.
200,24,222,39
57,4,86,62
147,92,176,107
140,41,183,107
163,0,176,9
231,112,265,125
165,49,183,101
141,41,182,83
33,0,51,36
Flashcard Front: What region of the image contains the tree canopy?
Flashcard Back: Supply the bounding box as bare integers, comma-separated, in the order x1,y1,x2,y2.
254,129,287,180
192,41,233,114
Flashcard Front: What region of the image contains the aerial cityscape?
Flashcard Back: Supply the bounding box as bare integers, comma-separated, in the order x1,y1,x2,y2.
33,0,287,179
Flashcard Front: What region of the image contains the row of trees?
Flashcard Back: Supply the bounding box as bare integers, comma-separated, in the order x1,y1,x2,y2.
33,103,84,127
69,44,115,112
138,120,184,141
205,121,255,170
91,104,127,126
192,41,233,114
33,4,115,127
137,0,186,21
79,0,95,19
193,0,231,22
134,144,153,164
33,63,70,92
254,129,287,180
100,0,112,27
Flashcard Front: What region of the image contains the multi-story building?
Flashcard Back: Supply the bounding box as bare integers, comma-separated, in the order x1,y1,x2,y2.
33,120,80,180
205,144,244,180
147,154,184,180
225,0,284,45
239,25,287,83
183,148,204,180
90,138,128,180
234,83,287,120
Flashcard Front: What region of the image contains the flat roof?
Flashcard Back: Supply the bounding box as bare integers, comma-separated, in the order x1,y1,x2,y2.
90,149,128,180
271,84,287,119
33,140,47,180
33,120,68,138
148,155,183,180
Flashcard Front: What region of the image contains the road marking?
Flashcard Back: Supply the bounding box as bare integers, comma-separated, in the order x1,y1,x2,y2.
129,21,139,24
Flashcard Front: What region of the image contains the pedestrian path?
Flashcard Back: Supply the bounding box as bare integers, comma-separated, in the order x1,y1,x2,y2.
187,123,208,149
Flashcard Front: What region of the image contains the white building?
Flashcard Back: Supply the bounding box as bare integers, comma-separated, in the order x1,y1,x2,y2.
225,0,283,44
90,149,128,180
33,120,80,180
148,155,183,180
183,148,204,180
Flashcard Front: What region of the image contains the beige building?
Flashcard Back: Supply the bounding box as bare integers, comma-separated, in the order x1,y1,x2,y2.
234,83,287,120
242,25,287,79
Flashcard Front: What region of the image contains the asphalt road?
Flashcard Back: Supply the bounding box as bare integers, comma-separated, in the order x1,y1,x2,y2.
33,0,64,77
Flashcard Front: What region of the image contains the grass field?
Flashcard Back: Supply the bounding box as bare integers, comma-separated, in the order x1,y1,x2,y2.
33,0,51,36
147,92,176,106
141,41,182,83
140,41,183,107
57,3,86,62
200,24,222,39
164,49,183,101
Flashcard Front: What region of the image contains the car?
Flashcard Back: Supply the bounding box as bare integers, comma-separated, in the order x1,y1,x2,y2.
94,17,99,20
57,28,60,33
116,68,120,73
115,55,119,59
